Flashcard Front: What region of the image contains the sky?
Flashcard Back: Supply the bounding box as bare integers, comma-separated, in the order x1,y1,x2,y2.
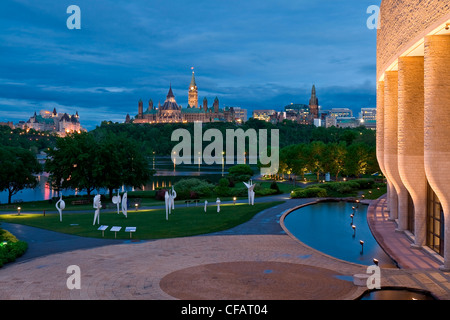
0,0,381,130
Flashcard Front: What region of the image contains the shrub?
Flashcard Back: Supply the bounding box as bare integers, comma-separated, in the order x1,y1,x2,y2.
269,181,282,194
214,178,232,197
255,188,278,196
352,178,375,189
0,229,28,268
173,178,215,200
291,187,327,198
228,164,254,182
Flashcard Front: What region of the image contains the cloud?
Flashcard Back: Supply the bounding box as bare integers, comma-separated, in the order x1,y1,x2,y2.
0,0,379,130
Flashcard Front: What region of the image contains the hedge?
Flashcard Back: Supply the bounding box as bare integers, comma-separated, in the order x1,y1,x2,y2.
0,228,28,268
291,187,327,198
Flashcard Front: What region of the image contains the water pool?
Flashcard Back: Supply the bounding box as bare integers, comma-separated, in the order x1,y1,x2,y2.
283,200,396,267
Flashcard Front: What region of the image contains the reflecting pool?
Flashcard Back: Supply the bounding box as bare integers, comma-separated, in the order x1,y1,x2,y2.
283,200,396,267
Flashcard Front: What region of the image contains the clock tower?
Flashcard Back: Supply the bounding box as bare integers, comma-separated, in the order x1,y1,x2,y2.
188,70,198,108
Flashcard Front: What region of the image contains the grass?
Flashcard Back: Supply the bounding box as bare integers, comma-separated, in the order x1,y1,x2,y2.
0,201,283,240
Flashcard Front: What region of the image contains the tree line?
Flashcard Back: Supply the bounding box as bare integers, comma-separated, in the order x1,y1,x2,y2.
277,140,379,182
44,131,154,199
0,120,377,204
95,118,376,156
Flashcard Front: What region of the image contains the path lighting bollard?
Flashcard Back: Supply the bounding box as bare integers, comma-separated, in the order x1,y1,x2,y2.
350,214,354,225
233,197,237,205
352,225,356,237
17,207,21,216
135,203,139,211
373,258,379,266
360,240,364,254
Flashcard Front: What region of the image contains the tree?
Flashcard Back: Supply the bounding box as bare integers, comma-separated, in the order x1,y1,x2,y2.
45,132,100,197
45,132,154,199
324,142,347,181
306,141,327,182
0,147,42,204
344,143,371,177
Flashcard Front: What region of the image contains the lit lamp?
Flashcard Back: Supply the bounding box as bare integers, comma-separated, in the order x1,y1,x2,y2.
352,224,356,237
373,258,379,266
350,213,354,224
360,240,364,254
135,203,139,211
233,197,237,205
17,207,21,216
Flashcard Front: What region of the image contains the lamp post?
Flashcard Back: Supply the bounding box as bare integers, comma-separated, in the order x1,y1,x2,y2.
17,207,21,216
233,197,237,205
350,213,354,225
135,203,139,211
352,224,356,237
360,240,364,254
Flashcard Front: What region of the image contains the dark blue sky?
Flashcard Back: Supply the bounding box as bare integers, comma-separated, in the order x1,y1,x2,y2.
0,0,381,130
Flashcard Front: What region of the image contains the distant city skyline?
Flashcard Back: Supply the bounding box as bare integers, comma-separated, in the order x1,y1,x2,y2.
0,0,380,130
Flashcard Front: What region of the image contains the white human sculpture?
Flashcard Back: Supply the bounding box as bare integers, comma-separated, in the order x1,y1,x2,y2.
216,198,221,213
204,200,208,213
112,190,121,215
165,191,171,220
56,194,65,222
93,194,102,225
243,180,256,205
121,192,128,218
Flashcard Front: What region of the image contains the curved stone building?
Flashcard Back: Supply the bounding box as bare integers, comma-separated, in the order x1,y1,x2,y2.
377,0,450,270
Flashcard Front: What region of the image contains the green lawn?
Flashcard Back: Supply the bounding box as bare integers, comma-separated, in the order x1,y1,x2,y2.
0,201,283,240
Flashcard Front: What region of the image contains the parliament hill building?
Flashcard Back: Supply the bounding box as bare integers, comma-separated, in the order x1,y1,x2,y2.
131,72,237,124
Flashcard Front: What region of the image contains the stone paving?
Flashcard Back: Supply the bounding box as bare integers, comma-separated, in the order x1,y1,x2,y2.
1,195,450,300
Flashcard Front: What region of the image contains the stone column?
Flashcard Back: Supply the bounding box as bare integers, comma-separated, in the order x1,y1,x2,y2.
397,56,426,248
384,71,408,230
376,81,391,212
424,35,450,271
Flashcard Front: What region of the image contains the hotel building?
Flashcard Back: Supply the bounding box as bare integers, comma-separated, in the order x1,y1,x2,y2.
376,0,450,270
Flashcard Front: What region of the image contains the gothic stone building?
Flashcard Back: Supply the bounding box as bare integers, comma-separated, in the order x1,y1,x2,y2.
131,72,236,124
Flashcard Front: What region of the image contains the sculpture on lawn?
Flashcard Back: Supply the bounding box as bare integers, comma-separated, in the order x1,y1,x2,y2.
165,191,171,220
243,180,256,205
112,190,121,215
121,192,128,218
204,200,208,213
56,194,65,222
216,198,221,213
164,187,177,220
170,186,177,210
93,194,102,225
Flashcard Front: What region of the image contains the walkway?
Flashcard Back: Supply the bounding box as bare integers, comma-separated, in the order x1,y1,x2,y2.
1,194,450,300
367,195,442,270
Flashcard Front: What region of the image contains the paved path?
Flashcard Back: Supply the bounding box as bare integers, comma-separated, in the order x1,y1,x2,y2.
2,194,450,300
